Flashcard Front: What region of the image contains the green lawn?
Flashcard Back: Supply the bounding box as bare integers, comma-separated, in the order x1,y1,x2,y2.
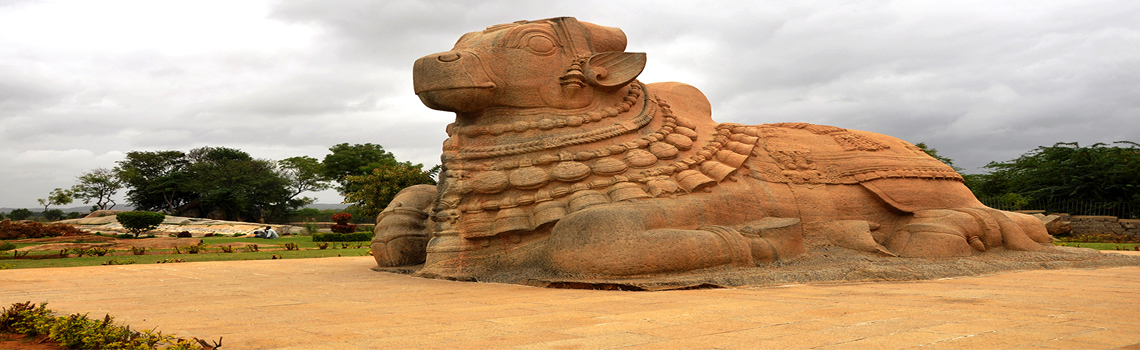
0,236,372,270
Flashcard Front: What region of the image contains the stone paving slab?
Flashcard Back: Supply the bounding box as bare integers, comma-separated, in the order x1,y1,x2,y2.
2,255,1140,349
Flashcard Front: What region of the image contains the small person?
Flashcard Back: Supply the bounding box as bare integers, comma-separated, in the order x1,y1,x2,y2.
263,226,279,239
252,228,266,238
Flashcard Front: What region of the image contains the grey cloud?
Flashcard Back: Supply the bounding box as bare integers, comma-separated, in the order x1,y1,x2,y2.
2,0,1138,207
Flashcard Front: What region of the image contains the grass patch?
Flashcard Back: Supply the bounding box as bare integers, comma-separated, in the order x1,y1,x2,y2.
1,236,372,270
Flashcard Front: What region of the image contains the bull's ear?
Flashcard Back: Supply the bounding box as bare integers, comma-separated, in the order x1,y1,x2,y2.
584,52,646,88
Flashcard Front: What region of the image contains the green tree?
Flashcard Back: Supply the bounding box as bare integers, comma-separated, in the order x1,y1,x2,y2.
115,150,193,213
8,208,33,221
322,143,399,194
116,211,166,238
184,146,298,221
36,188,74,218
342,162,438,219
278,156,332,203
116,147,306,221
71,168,122,210
914,142,963,172
43,209,65,221
971,141,1140,216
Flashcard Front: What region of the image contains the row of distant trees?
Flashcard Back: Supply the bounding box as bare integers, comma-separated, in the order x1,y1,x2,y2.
3,143,437,223
921,141,1140,218
5,141,1136,222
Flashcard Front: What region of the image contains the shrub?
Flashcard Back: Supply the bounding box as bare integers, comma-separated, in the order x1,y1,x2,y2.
183,244,204,254
302,219,319,235
0,301,208,349
102,258,136,266
0,242,15,251
312,231,374,242
331,213,352,224
0,220,84,240
329,223,357,233
116,212,166,238
176,231,192,238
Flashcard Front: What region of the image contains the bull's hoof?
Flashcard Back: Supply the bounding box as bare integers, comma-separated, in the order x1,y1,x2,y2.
372,235,428,267
371,206,432,267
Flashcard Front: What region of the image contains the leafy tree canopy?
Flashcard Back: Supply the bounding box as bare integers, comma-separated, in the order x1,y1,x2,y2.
115,147,308,222
71,168,122,210
185,147,297,221
342,162,438,219
322,143,399,194
8,208,33,221
970,141,1140,216
279,156,332,203
36,188,74,215
115,150,193,214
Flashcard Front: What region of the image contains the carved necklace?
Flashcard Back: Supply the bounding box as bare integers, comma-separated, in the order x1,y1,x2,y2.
432,82,763,239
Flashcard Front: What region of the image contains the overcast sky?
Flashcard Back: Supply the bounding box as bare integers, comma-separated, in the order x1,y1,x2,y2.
1,0,1137,209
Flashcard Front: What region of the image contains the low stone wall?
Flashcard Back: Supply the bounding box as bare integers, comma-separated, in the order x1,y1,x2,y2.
1066,215,1140,236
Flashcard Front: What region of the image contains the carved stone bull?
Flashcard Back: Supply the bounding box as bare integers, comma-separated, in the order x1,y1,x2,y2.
371,17,1055,285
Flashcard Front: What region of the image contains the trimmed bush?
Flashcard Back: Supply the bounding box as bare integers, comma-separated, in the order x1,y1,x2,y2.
331,213,352,224
116,211,165,238
329,224,357,233
312,232,374,242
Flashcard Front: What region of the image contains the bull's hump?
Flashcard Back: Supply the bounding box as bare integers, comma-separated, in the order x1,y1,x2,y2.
646,82,712,124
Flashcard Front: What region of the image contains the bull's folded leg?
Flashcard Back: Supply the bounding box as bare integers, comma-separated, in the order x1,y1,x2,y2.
548,226,755,277
882,207,1054,258
371,185,437,267
882,209,980,258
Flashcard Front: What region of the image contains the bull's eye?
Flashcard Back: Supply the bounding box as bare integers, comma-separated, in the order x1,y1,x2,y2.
525,35,556,55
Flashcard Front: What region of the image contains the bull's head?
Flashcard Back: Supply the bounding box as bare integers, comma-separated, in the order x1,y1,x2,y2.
413,17,646,115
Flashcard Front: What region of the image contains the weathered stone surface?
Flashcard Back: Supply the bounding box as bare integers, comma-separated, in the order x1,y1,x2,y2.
371,17,1129,288
1036,214,1072,235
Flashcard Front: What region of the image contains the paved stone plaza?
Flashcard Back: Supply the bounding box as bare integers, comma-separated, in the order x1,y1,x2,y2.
3,254,1139,349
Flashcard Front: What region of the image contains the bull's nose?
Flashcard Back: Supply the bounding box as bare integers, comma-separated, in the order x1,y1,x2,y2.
438,52,460,62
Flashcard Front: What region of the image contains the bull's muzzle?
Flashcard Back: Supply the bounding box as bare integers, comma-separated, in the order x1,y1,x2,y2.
413,50,496,113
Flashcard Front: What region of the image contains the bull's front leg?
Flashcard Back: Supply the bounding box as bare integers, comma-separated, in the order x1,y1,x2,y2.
546,198,798,277
371,184,437,267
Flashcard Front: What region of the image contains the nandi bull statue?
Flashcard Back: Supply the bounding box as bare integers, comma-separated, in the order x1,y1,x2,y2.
371,17,1056,287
